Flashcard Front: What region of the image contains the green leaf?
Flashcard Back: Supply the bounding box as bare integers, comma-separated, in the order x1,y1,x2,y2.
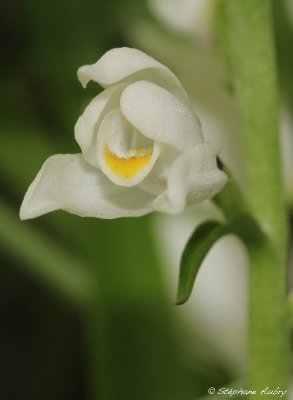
0,199,94,308
176,220,222,305
177,214,264,305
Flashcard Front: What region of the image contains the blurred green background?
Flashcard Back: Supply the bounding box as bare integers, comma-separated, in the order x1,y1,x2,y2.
0,0,292,399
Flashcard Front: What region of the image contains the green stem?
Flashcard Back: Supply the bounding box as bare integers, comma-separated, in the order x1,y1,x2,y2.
223,0,289,394
289,292,293,328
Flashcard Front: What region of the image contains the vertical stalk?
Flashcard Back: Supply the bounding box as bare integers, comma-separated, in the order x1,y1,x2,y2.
223,0,289,394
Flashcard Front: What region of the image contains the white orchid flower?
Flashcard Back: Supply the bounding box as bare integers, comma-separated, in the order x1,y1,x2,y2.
20,47,227,220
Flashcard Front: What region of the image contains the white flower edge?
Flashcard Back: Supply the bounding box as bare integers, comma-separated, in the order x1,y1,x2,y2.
77,47,191,106
19,144,227,220
19,154,154,220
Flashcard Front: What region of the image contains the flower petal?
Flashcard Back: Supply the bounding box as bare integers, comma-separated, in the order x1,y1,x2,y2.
20,154,154,220
77,47,189,105
74,84,125,166
153,143,227,214
120,80,203,151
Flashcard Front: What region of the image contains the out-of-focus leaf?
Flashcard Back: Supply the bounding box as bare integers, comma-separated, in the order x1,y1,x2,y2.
273,0,293,113
0,123,53,193
177,214,263,305
0,199,94,307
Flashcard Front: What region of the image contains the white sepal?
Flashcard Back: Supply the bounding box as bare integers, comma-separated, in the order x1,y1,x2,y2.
154,143,227,214
20,154,153,220
77,47,189,105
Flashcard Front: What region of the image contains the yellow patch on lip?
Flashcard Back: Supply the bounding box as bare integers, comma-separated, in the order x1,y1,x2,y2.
104,146,153,178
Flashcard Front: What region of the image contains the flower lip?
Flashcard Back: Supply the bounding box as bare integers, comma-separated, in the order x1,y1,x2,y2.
103,146,153,178
97,108,160,187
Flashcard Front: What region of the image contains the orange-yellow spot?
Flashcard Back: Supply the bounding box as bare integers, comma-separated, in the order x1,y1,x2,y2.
104,147,153,178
